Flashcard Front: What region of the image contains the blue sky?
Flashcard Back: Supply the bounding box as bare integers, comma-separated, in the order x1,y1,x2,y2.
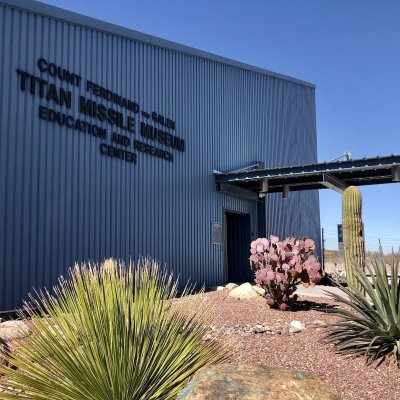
41,0,400,252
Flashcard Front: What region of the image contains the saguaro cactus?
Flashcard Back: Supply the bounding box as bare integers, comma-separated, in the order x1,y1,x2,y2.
342,186,365,291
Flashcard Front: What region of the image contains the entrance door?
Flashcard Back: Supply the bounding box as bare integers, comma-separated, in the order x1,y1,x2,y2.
225,211,253,283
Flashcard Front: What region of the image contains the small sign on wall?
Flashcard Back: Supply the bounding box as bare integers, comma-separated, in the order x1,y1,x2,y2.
212,222,223,245
338,224,344,263
337,224,343,243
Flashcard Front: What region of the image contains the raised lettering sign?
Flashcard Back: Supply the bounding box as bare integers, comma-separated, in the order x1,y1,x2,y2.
16,58,186,165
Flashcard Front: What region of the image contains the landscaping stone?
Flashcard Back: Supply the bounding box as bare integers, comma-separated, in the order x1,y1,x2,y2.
289,320,305,333
176,364,340,400
0,320,29,341
252,285,265,295
225,283,238,290
210,286,225,291
229,283,259,300
253,324,267,334
314,319,327,326
201,322,288,339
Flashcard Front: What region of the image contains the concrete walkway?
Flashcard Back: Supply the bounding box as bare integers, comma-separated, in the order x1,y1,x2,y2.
295,285,348,300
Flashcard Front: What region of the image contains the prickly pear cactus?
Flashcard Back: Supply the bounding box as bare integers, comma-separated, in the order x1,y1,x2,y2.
250,236,322,310
342,186,365,292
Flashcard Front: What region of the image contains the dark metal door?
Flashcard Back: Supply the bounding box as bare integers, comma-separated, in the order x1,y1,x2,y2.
225,211,252,283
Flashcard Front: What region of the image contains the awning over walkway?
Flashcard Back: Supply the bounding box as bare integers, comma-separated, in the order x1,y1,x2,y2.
215,155,400,198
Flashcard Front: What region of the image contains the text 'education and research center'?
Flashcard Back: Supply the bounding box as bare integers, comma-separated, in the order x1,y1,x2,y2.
0,0,320,310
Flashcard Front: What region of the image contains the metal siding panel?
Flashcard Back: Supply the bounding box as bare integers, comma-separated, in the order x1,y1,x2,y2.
0,4,320,310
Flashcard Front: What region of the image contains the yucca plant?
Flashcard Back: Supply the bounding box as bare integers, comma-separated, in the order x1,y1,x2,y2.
326,253,400,367
0,258,226,399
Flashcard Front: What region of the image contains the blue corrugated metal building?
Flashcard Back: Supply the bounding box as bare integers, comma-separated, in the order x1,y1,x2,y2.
0,0,320,310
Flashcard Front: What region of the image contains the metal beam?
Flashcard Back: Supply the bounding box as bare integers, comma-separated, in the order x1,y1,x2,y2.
217,183,261,202
221,162,264,175
282,185,290,199
214,155,400,184
321,173,348,194
260,178,268,193
393,165,400,182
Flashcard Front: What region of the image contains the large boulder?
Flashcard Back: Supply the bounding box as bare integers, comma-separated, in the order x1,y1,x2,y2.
229,283,259,300
225,283,238,290
176,364,340,400
0,320,29,341
252,285,265,295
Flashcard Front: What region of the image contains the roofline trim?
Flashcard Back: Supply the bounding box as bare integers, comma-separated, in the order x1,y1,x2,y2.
1,0,316,89
215,155,400,183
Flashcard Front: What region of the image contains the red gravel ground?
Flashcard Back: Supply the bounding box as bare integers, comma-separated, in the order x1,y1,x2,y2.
200,290,400,400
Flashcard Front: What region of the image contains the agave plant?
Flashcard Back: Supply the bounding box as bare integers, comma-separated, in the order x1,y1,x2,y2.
0,258,226,399
326,254,400,367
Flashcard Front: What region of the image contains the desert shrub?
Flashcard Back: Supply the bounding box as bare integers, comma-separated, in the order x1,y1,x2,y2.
250,236,322,310
326,254,400,367
0,258,226,399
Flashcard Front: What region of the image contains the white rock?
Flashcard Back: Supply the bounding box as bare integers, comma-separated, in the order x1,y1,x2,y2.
290,320,305,333
202,333,213,341
312,320,326,327
339,271,347,277
0,320,29,341
225,283,238,290
252,285,265,295
210,285,225,291
229,283,259,300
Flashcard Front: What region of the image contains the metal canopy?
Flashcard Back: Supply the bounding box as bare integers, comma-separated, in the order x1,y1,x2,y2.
215,155,400,197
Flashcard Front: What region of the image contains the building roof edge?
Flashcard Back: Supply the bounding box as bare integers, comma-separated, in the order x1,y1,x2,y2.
1,0,316,89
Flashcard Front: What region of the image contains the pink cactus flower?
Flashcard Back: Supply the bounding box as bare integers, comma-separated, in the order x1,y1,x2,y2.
256,269,269,285
282,263,290,271
286,237,296,246
295,263,303,273
279,303,288,311
289,257,297,266
277,242,286,250
285,251,293,260
270,235,279,244
305,238,314,247
271,254,279,263
250,254,258,264
250,235,320,311
266,270,276,281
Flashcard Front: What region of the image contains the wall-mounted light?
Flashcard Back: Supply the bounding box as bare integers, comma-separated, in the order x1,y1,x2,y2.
392,166,400,182
282,185,290,200
259,178,268,198
261,178,268,193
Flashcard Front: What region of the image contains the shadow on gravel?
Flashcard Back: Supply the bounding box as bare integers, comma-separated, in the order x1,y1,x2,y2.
288,300,338,312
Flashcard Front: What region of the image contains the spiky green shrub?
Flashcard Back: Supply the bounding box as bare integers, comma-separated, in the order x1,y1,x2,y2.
326,254,400,367
0,258,226,399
